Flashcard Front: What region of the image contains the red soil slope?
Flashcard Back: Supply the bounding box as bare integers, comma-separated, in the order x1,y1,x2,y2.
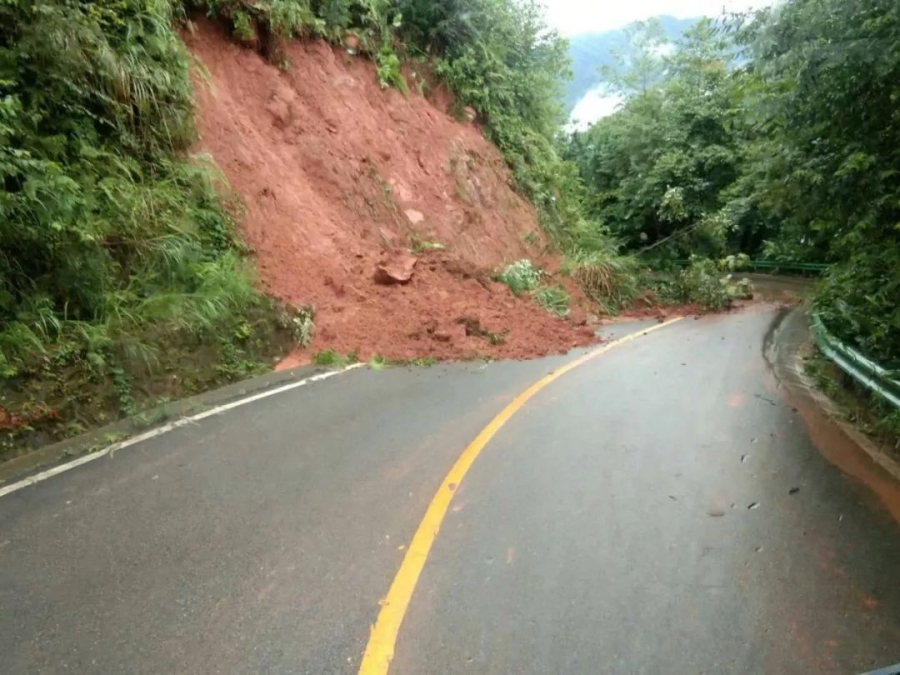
186,21,595,362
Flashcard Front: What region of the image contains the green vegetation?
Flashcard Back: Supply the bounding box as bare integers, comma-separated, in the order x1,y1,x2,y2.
0,0,302,456
806,352,900,453
564,16,698,114
495,261,570,318
562,19,743,261
312,349,341,366
1,0,243,376
496,260,542,296
533,285,570,318
561,246,641,313
312,349,358,366
563,0,900,366
292,306,316,348
649,257,749,312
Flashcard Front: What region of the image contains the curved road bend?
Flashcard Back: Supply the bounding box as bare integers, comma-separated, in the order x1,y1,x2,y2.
1,307,899,674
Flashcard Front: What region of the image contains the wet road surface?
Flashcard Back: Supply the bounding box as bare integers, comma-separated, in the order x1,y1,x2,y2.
1,307,899,674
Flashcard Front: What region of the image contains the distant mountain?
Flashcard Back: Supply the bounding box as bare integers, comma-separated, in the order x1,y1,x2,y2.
563,15,699,114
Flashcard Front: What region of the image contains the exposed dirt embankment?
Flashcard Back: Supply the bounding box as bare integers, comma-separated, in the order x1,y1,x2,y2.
186,20,594,362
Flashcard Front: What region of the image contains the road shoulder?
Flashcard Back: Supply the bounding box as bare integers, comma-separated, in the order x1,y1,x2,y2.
767,305,900,520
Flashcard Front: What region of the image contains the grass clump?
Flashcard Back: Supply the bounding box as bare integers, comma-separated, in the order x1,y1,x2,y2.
495,258,572,318
312,349,358,367
312,349,341,366
496,260,542,296
805,351,900,456
408,232,445,255
534,285,570,318
563,248,641,314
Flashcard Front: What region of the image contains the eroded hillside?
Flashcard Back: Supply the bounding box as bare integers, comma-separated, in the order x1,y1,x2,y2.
186,20,594,362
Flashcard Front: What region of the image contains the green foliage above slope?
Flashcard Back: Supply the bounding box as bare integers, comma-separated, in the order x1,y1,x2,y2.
0,0,292,452
562,19,743,259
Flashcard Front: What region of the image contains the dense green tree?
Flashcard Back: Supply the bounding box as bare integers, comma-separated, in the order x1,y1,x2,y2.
567,0,900,363
0,0,259,378
732,0,900,361
564,16,697,114
600,18,669,96
564,19,741,257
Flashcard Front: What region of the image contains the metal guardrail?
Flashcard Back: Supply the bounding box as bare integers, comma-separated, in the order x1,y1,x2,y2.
746,260,829,273
810,314,900,409
670,259,829,274
666,259,898,409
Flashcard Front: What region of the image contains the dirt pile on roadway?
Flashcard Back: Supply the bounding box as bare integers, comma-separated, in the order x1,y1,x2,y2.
186,20,595,363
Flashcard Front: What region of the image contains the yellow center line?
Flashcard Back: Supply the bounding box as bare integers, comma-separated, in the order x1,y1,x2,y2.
357,317,684,675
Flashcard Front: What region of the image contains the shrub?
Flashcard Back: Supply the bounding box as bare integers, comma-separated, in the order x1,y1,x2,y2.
727,277,754,300
0,0,265,379
313,349,340,365
496,260,542,295
0,0,306,455
719,253,751,272
564,247,641,313
375,43,406,91
534,285,570,318
814,245,900,364
652,257,731,311
679,258,730,310
291,306,316,347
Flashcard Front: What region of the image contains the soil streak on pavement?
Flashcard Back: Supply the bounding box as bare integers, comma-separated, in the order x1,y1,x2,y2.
1,307,899,674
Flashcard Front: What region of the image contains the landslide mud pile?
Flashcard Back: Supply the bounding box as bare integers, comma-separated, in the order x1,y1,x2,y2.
186,21,595,362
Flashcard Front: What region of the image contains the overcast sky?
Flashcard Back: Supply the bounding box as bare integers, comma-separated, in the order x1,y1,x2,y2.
543,0,765,35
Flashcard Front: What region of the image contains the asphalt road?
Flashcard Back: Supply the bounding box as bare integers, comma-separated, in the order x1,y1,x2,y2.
2,308,899,674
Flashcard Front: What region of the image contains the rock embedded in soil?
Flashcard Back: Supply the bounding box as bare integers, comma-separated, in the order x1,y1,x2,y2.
568,306,588,327
404,209,425,225
374,253,418,285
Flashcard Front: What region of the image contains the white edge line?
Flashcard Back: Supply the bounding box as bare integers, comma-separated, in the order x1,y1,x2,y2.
0,364,364,499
